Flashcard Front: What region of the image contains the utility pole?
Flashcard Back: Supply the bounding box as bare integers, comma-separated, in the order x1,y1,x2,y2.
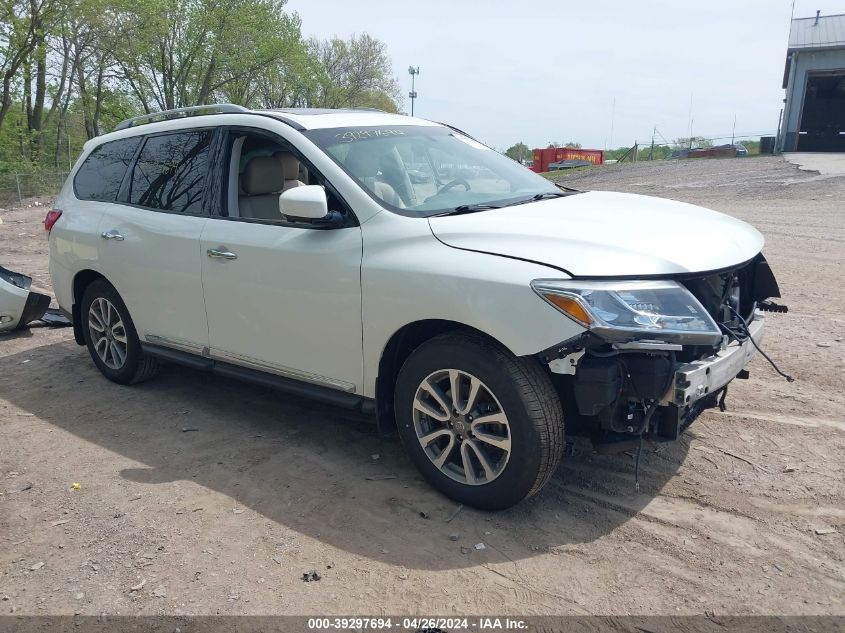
649,125,656,160
731,113,737,145
608,97,616,150
688,93,694,150
408,66,420,116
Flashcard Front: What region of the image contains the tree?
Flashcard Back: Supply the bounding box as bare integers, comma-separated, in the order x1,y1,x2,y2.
304,33,401,111
505,141,531,163
672,136,712,150
564,141,581,148
0,1,404,170
112,0,307,112
0,0,61,133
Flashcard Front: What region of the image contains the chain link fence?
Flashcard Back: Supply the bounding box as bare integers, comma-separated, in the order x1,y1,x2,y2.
0,171,68,207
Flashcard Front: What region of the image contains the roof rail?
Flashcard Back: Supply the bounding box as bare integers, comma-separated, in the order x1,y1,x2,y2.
114,103,251,131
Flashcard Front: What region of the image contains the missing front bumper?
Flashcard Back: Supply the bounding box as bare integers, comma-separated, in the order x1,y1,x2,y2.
668,313,764,407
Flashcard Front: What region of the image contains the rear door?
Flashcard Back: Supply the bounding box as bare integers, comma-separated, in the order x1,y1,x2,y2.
199,128,364,394
97,128,216,354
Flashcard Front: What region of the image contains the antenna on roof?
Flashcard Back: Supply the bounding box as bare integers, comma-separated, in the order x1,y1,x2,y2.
814,10,820,25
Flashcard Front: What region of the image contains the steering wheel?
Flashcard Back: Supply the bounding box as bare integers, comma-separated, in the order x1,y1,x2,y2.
436,178,471,195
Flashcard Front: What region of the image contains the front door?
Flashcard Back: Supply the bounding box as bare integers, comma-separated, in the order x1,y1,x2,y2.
199,129,364,394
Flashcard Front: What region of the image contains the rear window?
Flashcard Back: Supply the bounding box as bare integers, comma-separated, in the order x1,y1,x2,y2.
128,130,213,214
73,137,142,201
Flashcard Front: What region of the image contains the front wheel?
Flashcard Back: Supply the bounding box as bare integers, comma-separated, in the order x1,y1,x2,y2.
394,333,564,510
80,279,159,385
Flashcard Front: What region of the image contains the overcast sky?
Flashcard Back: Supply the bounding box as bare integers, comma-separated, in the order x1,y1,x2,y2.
287,0,844,151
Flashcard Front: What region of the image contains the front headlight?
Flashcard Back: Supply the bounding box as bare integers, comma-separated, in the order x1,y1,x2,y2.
531,279,721,345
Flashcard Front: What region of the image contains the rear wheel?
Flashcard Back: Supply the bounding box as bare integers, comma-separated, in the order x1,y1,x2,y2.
395,332,564,510
80,279,159,384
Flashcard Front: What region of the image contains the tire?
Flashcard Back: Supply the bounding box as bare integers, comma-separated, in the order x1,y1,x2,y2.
80,279,159,385
394,332,564,510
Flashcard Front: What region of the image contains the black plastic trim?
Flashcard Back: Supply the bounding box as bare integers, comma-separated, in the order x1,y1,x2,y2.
19,291,50,328
142,344,213,371
212,362,363,408
140,344,370,411
71,302,84,345
0,265,32,290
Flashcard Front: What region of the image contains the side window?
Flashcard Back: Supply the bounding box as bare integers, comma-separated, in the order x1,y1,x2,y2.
227,130,352,225
129,130,212,214
74,137,142,201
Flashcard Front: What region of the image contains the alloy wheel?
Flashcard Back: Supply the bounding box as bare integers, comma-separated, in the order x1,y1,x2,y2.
411,369,511,485
88,297,128,370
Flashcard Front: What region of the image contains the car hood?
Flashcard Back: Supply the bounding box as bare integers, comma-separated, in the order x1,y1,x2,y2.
427,191,764,277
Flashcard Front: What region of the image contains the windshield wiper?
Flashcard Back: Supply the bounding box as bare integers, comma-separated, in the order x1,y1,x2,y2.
434,203,502,217
435,191,575,216
495,191,573,209
529,191,571,201
555,183,581,192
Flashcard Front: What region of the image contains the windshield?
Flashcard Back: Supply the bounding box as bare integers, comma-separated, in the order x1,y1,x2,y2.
303,125,563,217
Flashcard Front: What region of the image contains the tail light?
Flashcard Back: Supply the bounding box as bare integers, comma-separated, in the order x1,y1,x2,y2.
44,209,62,234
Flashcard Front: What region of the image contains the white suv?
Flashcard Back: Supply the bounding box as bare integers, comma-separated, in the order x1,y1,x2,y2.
47,105,783,510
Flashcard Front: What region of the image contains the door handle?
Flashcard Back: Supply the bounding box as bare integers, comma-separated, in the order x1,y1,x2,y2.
207,248,238,260
100,229,124,241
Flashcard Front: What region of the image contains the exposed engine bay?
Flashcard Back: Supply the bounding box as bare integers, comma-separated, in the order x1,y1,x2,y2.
540,253,789,453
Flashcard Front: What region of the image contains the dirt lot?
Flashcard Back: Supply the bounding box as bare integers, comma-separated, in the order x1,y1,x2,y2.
1,156,843,617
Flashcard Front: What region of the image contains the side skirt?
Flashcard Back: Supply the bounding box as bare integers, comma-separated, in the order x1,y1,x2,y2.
141,344,374,412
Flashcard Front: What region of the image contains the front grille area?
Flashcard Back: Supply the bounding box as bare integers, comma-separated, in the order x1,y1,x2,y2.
682,258,759,325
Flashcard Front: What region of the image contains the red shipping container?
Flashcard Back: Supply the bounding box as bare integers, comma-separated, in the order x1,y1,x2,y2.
529,147,604,172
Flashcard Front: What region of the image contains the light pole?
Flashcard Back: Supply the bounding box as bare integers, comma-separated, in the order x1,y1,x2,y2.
408,66,420,116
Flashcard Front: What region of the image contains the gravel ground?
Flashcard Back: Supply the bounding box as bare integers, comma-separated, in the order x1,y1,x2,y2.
0,156,843,617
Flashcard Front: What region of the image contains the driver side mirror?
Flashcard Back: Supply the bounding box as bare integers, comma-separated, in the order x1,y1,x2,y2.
279,185,328,220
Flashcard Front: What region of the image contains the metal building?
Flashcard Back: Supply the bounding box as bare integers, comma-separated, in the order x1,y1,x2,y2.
781,11,845,152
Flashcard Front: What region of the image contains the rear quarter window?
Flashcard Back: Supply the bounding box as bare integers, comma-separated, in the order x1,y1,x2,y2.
73,137,142,201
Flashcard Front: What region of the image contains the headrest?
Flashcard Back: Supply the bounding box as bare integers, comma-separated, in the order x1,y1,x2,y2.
273,152,301,181
241,156,285,195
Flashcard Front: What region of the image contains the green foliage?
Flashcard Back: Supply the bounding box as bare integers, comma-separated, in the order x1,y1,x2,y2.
603,146,629,161
112,0,309,110
603,144,672,162
304,34,401,111
738,140,760,155
672,136,713,150
546,141,581,149
0,0,402,172
505,142,531,163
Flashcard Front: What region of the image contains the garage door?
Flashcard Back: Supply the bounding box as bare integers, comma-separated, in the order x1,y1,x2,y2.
798,71,845,152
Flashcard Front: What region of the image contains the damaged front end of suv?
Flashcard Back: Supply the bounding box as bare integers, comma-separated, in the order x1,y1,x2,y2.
533,253,788,454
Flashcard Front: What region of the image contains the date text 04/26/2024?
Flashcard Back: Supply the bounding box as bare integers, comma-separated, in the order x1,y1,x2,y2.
306,617,528,630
